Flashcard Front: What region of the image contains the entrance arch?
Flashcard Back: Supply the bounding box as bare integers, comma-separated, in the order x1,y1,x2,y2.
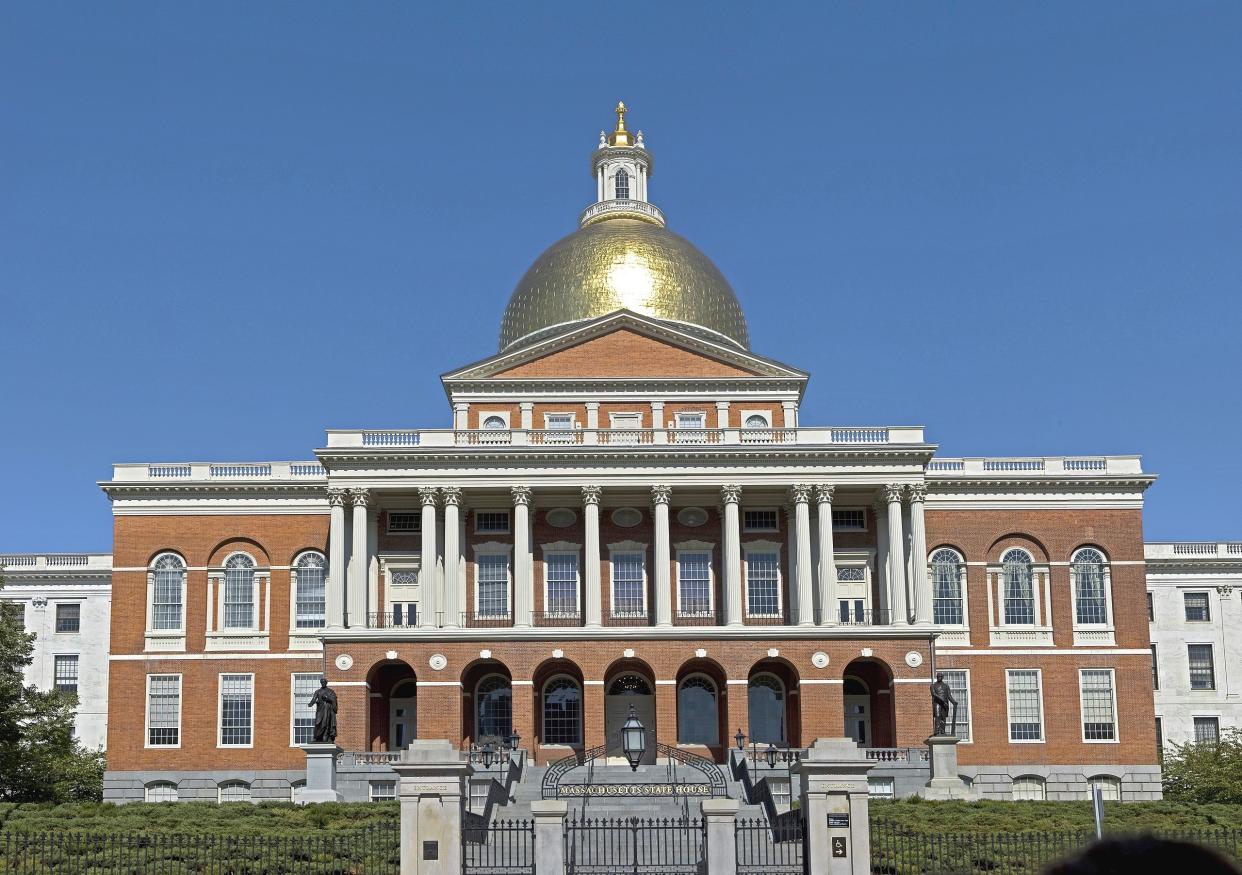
461,660,514,747
841,658,895,748
747,659,800,747
604,661,656,765
367,660,417,751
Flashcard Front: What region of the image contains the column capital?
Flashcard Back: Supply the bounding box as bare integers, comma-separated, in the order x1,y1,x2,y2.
884,483,905,504
584,401,600,411
720,484,742,505
582,485,602,506
327,488,350,507
907,483,927,503
519,401,534,411
814,484,836,504
651,484,672,505
418,486,440,507
441,486,463,506
512,485,533,506
789,483,813,504
715,401,731,411
350,487,372,507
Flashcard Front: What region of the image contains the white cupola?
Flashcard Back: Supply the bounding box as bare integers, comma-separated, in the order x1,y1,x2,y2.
579,102,665,228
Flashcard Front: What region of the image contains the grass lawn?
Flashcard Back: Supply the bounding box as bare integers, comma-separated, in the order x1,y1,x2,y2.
871,798,1242,835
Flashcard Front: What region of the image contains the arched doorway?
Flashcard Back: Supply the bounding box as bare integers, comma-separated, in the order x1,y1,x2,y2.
604,666,656,765
676,658,728,762
390,679,417,749
843,676,870,745
841,658,895,748
748,673,787,745
367,660,417,751
461,661,513,747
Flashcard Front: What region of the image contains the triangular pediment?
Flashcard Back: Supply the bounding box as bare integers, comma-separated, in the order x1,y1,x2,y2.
443,310,806,383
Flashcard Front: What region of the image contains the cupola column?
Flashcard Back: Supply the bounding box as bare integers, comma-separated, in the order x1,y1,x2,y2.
418,487,439,627
583,486,602,627
815,485,838,626
512,487,533,628
884,485,909,626
652,485,673,627
721,485,743,627
441,488,462,627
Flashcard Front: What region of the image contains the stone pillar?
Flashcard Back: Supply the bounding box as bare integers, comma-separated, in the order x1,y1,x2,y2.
918,736,980,800
873,500,889,624
327,489,348,629
794,738,875,875
519,402,534,431
791,485,814,626
651,402,666,443
907,486,932,625
583,486,602,627
652,485,673,627
781,401,798,428
512,487,533,628
715,401,731,429
393,739,472,875
349,488,371,628
816,485,837,627
585,401,600,430
702,797,740,875
418,487,439,627
453,403,469,431
721,485,743,627
884,485,909,626
300,742,344,803
441,488,461,628
530,800,568,875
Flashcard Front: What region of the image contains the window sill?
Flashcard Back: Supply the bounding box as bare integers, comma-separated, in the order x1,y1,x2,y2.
1072,629,1116,647
989,628,1054,647
144,632,186,653
289,633,325,651
206,631,270,652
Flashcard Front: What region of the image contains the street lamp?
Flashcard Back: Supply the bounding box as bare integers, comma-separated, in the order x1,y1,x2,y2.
621,705,646,772
482,742,495,768
506,729,521,751
765,743,778,768
735,728,746,751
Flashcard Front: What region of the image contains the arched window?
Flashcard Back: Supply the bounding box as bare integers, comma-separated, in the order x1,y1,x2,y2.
217,780,252,803
1088,775,1121,801
542,676,582,745
748,673,786,745
145,781,178,803
1001,549,1034,625
744,414,769,429
608,674,652,695
223,554,256,629
614,168,630,199
483,415,507,430
1011,775,1045,801
1072,548,1109,625
930,548,964,625
677,674,719,745
476,675,513,742
294,552,326,629
151,553,186,631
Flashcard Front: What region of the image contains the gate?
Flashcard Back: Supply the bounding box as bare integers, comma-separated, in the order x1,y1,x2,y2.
462,817,534,874
565,815,705,874
736,815,805,875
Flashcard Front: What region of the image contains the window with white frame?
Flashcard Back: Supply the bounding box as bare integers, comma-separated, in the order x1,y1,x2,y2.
1088,775,1121,801
939,669,971,741
611,552,646,617
677,551,712,617
1194,716,1221,745
219,674,254,747
1151,644,1159,690
293,552,326,629
1006,669,1044,741
745,550,781,617
147,674,181,747
469,781,490,812
831,509,867,531
836,566,867,623
743,509,778,532
476,553,510,618
867,777,895,799
291,673,319,745
55,602,80,633
930,548,965,625
1189,644,1216,690
218,780,252,803
387,511,421,534
370,780,397,801
743,413,770,429
1011,775,1046,801
610,412,642,429
482,414,508,430
544,552,580,616
151,553,185,631
54,655,78,695
475,511,510,534
614,167,630,199
145,781,178,803
1071,548,1110,625
545,413,574,430
223,554,256,629
542,676,582,745
1080,669,1117,741
675,411,705,429
1184,592,1211,622
1001,550,1035,625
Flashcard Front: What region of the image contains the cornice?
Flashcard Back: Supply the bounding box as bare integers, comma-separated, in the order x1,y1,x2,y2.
321,626,938,644
99,481,328,499
925,476,1155,493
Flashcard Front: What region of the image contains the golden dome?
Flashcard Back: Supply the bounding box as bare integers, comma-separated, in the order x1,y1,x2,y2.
499,218,750,351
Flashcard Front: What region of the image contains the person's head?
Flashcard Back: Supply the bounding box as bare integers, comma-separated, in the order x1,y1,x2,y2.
320,677,328,687
935,672,944,682
1045,836,1240,875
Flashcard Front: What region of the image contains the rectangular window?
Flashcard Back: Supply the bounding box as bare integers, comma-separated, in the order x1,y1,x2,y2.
610,412,642,429
295,561,326,630
677,552,712,617
370,780,397,801
611,552,646,617
147,674,181,747
469,781,490,811
675,412,705,429
939,670,971,742
838,599,865,623
1155,717,1163,760
867,777,895,799
544,553,579,616
387,512,421,534
1194,716,1220,745
1147,592,1154,622
54,655,79,695
219,674,254,747
1188,644,1216,690
545,413,574,430
1006,670,1043,742
743,509,778,532
55,603,81,633
1184,592,1210,622
1151,644,1159,690
831,508,867,531
1080,669,1117,741
476,554,510,618
746,552,780,617
291,673,319,745
152,564,183,631
475,511,510,534
1,601,23,630
223,567,254,629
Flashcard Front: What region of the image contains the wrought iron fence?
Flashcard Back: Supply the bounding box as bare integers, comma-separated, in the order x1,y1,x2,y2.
736,816,804,875
565,816,704,874
0,827,399,874
461,818,534,875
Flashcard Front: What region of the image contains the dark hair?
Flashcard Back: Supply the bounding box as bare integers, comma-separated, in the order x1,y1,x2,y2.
1045,836,1240,875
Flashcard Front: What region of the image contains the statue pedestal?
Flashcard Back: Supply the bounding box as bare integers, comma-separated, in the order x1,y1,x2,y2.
917,736,980,800
300,743,344,804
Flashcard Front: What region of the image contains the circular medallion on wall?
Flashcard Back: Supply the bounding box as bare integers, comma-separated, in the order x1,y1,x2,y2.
429,653,447,671
611,507,643,528
547,508,577,528
677,506,708,527
334,654,353,671
905,651,924,668
811,651,829,669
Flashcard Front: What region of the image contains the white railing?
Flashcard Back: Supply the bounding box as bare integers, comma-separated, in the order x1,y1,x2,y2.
362,431,420,447
0,554,112,571
927,456,1143,476
578,199,666,227
1146,542,1242,560
830,428,889,444
209,464,271,478
113,462,328,483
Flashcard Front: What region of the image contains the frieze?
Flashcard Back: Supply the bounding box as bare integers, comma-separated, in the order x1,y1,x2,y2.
559,783,711,798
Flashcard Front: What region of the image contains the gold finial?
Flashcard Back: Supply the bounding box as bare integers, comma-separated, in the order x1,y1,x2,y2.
608,100,632,146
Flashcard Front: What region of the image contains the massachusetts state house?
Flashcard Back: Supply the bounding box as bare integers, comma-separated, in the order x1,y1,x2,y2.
100,105,1162,803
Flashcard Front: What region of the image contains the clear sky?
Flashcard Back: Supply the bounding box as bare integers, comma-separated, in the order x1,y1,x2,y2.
1,3,1239,553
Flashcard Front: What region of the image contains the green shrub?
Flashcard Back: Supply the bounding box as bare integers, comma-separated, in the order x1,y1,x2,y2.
1163,731,1242,804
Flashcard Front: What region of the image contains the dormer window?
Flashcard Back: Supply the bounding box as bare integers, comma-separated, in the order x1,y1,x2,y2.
615,168,630,199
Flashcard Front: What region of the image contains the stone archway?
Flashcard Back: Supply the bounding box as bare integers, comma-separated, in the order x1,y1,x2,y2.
603,661,656,765
842,657,895,748
367,660,417,751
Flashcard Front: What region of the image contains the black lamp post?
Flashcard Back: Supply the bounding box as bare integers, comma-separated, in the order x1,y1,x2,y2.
506,729,521,751
621,704,647,772
482,742,495,768
735,728,746,751
765,742,778,768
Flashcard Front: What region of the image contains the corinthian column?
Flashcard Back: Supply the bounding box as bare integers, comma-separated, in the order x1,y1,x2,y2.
908,485,932,625
791,484,814,626
815,485,837,626
418,487,439,627
652,485,673,627
327,488,348,629
441,487,462,628
512,486,533,628
721,485,743,627
885,484,909,626
583,486,602,627
348,488,371,628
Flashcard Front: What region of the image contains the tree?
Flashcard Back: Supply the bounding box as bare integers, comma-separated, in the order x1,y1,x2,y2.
1162,729,1242,804
0,573,105,802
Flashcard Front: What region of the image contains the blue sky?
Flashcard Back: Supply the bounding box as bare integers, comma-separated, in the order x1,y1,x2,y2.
1,3,1239,552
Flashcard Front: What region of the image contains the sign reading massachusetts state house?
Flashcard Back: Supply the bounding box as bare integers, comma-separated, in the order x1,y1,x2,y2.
558,782,712,798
